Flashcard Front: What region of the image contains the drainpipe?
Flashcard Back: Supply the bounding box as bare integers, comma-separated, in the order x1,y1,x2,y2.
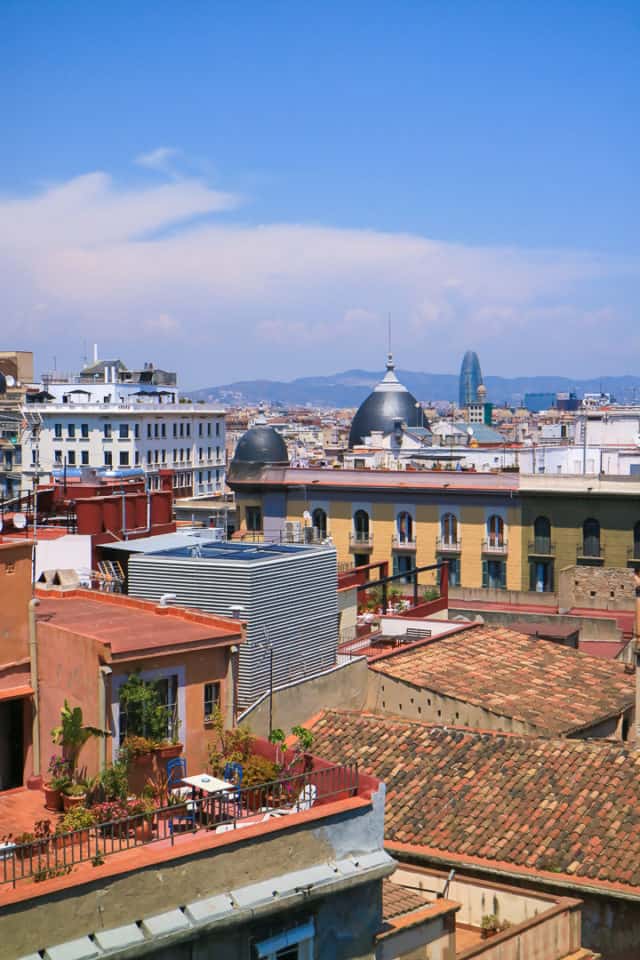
28,598,41,784
99,665,112,769
634,572,640,745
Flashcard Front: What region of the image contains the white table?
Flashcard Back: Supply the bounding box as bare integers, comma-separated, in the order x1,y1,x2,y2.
181,774,233,795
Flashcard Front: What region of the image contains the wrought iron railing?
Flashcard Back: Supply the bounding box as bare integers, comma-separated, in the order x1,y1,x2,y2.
481,538,508,554
0,764,359,888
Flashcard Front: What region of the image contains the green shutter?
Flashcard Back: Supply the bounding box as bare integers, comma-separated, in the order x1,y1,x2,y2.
482,559,488,588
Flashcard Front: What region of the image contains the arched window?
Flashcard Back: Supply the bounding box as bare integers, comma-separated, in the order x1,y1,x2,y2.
312,507,327,539
583,518,600,558
353,509,370,543
533,516,551,553
441,513,458,546
633,521,640,560
487,515,505,547
397,511,413,543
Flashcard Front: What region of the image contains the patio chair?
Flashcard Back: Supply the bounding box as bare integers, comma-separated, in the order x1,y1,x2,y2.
221,762,244,819
267,784,317,817
167,757,192,800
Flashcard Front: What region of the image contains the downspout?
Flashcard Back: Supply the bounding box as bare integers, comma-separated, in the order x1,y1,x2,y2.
28,598,41,783
99,665,112,768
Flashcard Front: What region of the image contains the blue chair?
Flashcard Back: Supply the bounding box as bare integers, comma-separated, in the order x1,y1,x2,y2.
167,757,196,834
222,762,243,818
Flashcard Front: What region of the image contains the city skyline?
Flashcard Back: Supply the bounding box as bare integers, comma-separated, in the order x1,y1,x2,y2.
2,3,639,387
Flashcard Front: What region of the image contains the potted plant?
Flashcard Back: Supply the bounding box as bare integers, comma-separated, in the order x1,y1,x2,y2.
268,728,288,766
128,798,155,842
52,700,109,804
62,782,88,812
14,820,52,863
57,806,96,850
44,755,71,812
480,914,500,939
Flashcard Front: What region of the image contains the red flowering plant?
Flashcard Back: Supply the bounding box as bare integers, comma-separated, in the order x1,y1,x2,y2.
47,754,71,791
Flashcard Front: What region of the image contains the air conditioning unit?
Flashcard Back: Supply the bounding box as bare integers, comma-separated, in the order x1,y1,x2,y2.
284,520,301,543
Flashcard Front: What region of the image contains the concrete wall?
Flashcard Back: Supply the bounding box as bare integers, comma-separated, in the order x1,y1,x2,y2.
376,911,456,960
35,534,92,580
447,606,623,643
239,658,369,738
449,586,556,607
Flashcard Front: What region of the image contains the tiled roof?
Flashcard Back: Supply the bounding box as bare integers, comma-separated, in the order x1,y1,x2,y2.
382,880,428,920
370,624,635,735
309,711,640,891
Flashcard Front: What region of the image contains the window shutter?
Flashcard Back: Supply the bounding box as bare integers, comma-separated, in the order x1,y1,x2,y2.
529,561,536,592
500,562,506,589
482,559,488,588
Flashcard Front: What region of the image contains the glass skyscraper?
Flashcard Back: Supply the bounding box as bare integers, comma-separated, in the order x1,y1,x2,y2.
459,350,483,407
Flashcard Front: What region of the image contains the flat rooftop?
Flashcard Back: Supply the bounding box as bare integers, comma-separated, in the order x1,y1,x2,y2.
369,623,635,736
142,540,325,563
35,589,242,657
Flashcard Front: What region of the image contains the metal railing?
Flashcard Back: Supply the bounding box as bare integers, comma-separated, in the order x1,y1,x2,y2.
577,542,603,560
391,534,416,550
528,539,555,555
0,764,359,888
349,532,373,548
481,538,508,554
435,536,461,553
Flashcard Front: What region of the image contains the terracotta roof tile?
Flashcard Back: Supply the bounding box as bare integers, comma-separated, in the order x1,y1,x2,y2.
370,624,635,735
309,710,640,891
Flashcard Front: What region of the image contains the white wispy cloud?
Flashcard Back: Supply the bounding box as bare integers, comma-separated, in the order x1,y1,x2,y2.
135,146,182,177
0,155,637,383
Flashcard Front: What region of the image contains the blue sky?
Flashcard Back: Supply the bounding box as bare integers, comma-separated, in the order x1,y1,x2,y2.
1,2,638,387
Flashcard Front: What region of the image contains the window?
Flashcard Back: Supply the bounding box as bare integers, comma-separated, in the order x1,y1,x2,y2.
68,423,76,439
533,516,551,553
67,451,76,466
186,423,191,437
134,423,139,439
215,421,220,436
119,424,129,439
393,553,414,585
204,682,220,721
104,451,113,467
216,445,220,461
255,921,314,960
54,423,62,439
246,505,262,532
447,556,460,586
31,450,37,465
353,509,370,542
396,510,413,543
154,423,158,438
483,559,506,589
487,514,505,547
179,423,184,437
312,507,327,538
147,423,152,438
633,522,640,560
81,423,89,439
198,422,203,436
530,559,554,592
207,422,212,436
119,673,179,742
104,423,112,439
119,451,130,467
161,423,166,438
81,451,89,466
147,451,152,465
441,512,458,546
134,451,140,465
582,518,600,558
173,423,177,438
54,449,63,464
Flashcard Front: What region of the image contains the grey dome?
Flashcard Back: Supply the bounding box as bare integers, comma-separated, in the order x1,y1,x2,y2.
232,425,289,466
348,355,422,447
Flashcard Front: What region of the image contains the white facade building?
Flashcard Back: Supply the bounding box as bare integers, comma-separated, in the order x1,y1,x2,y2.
21,402,226,497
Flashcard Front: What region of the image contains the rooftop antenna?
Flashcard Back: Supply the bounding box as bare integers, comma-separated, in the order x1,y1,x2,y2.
387,313,392,356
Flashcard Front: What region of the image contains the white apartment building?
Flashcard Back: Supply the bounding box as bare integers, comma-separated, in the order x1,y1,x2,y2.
21,402,226,497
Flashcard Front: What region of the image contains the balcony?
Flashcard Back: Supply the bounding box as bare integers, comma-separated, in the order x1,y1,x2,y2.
481,538,508,555
627,545,640,566
577,542,604,562
528,538,555,556
391,534,416,551
435,536,461,553
349,531,373,551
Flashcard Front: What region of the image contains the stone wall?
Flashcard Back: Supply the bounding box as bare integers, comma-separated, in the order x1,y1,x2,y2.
558,565,635,611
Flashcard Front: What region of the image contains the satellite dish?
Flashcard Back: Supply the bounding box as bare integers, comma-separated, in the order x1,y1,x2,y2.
467,427,474,436
13,512,26,530
5,375,15,387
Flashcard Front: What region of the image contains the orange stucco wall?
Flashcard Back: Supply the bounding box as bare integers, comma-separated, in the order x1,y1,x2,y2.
0,540,32,667
36,621,107,779
113,647,231,775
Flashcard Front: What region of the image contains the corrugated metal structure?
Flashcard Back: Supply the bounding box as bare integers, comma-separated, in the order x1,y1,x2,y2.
128,541,338,708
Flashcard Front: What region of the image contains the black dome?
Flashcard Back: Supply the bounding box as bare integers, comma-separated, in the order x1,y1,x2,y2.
348,356,421,447
232,425,289,465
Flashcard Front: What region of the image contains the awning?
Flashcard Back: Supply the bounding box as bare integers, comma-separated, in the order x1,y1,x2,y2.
0,685,34,702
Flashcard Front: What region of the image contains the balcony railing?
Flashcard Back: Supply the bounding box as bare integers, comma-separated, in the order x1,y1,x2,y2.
627,545,640,562
482,538,508,555
435,536,461,553
391,534,416,550
577,542,603,560
350,531,373,549
0,763,358,888
528,538,555,556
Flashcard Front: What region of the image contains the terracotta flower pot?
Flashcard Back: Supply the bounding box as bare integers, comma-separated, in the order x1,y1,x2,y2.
154,743,183,761
63,793,86,812
44,783,63,812
134,819,153,842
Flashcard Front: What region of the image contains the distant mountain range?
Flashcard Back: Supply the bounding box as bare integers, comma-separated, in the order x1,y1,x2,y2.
187,369,640,408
